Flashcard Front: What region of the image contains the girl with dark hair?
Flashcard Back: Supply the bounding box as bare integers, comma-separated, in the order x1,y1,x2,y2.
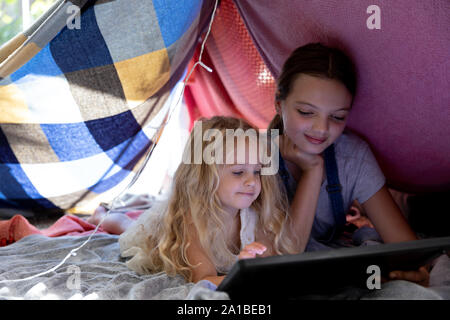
270,43,430,286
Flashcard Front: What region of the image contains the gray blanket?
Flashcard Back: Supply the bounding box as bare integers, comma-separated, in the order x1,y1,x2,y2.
1,234,449,300
0,234,228,300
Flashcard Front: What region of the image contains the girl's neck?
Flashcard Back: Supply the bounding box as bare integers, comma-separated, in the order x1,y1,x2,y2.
221,206,240,220
284,159,302,182
221,207,241,227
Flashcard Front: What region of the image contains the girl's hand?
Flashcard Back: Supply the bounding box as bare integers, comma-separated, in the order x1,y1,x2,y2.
346,205,374,229
388,265,430,287
279,134,323,172
238,242,267,259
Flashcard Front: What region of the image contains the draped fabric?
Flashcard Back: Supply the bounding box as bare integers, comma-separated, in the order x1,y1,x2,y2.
184,0,277,130
0,0,448,215
187,0,450,193
0,0,215,213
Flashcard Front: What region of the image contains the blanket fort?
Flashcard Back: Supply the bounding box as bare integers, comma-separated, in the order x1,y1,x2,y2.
0,0,449,215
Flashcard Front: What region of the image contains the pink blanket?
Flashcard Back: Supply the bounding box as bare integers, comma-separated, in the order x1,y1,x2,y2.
0,211,143,247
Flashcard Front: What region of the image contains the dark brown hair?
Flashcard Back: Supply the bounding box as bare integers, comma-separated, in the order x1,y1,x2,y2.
275,43,357,101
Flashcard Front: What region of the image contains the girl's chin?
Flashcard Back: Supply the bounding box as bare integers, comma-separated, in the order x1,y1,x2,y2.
235,200,257,210
297,143,327,155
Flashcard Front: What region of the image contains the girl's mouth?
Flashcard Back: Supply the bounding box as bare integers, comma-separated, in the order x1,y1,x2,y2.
304,134,326,145
238,192,255,197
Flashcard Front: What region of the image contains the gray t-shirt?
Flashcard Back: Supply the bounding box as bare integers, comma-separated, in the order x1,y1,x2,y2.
283,130,386,250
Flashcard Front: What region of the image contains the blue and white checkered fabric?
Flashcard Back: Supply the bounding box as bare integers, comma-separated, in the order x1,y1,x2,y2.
0,0,214,213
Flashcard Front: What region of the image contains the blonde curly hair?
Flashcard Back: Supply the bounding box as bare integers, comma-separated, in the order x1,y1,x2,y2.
140,116,297,282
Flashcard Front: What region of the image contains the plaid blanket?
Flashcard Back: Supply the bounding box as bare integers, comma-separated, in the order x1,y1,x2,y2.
0,0,214,213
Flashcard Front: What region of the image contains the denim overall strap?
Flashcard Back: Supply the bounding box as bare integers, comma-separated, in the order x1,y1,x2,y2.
323,144,347,229
278,153,294,203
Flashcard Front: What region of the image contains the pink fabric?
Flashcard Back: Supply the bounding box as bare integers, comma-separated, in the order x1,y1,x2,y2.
229,0,450,193
185,0,277,129
0,210,144,247
185,45,243,128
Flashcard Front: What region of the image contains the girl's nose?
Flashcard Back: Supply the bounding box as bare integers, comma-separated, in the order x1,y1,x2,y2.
244,174,256,186
312,116,329,134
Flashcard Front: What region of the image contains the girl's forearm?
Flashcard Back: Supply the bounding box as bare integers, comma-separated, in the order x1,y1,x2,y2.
289,166,323,252
363,185,418,243
202,275,225,286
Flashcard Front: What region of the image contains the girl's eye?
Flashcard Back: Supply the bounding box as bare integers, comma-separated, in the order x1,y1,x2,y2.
232,171,243,175
331,115,346,122
298,110,313,116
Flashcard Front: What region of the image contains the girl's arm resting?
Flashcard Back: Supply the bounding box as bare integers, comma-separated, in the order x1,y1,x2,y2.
289,165,323,252
278,134,324,252
362,185,417,243
185,224,221,284
363,185,429,286
203,275,226,287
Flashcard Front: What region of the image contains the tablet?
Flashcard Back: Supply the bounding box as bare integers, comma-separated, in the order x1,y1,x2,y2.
217,236,450,299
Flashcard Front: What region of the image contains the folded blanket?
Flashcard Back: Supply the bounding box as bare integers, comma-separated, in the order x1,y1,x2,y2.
0,211,144,247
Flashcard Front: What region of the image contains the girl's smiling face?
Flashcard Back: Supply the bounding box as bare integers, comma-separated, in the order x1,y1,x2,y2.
217,163,262,216
216,140,262,216
277,74,353,155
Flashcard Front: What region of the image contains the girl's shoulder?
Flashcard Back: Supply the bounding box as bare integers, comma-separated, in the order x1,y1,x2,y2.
333,130,386,196
134,198,169,225
334,129,372,159
119,197,169,250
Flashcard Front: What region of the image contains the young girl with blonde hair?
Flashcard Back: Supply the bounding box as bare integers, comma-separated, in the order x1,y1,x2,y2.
91,116,303,285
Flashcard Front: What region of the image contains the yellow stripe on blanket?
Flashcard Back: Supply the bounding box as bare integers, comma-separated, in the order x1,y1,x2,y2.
0,41,40,79
115,48,171,109
0,33,27,65
0,83,32,123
